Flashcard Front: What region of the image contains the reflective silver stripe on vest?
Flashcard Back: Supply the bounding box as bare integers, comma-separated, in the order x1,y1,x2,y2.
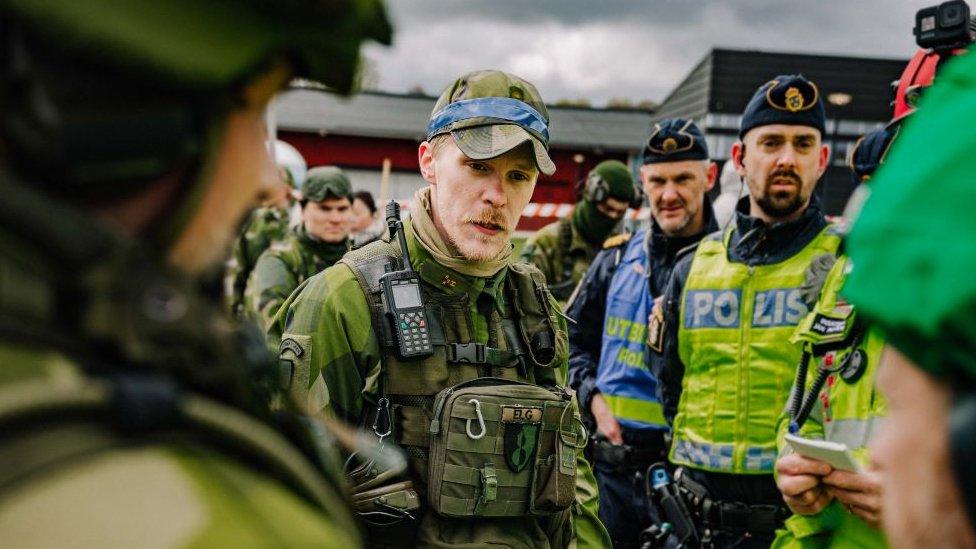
825,417,885,450
744,446,777,472
673,440,777,472
672,440,733,470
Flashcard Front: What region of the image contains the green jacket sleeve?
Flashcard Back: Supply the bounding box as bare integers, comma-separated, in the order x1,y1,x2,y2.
245,251,298,331
520,229,558,284
271,263,382,422
547,295,611,547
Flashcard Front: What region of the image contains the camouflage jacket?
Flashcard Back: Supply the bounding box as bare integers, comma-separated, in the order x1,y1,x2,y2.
244,224,349,331
269,224,610,548
519,214,603,304
224,205,291,317
0,181,360,547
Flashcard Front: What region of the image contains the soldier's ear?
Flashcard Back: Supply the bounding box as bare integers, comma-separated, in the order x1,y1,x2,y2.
418,141,437,184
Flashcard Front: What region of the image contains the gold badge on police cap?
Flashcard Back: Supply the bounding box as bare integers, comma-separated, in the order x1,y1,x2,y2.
662,137,678,153
785,87,804,112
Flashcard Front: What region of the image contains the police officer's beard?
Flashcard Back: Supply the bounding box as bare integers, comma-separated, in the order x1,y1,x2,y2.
756,169,806,218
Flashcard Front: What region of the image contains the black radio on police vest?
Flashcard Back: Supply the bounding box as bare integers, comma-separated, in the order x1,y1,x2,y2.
380,200,434,359
915,0,975,50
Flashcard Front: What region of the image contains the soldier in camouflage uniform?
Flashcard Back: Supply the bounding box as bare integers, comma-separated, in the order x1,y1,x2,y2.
223,141,305,318
245,166,353,329
519,160,636,303
271,70,610,548
0,0,389,546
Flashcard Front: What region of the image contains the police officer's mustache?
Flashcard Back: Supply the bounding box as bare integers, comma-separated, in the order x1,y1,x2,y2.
766,169,801,187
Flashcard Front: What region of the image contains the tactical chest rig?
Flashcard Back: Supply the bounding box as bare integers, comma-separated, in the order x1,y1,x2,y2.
340,239,583,534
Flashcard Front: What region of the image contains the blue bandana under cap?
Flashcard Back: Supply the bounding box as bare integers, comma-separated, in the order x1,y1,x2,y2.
426,97,550,144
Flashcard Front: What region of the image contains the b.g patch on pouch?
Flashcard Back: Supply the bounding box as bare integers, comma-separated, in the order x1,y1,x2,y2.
647,302,665,353
502,405,542,472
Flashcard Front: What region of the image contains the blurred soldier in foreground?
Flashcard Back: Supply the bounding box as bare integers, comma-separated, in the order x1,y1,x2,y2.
224,139,305,318
771,123,902,548
843,50,976,549
272,69,610,547
245,166,353,330
652,75,838,547
0,0,389,546
520,160,636,303
567,119,717,548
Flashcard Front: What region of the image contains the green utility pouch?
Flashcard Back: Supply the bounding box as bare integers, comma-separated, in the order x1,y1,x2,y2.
506,263,567,369
426,378,585,518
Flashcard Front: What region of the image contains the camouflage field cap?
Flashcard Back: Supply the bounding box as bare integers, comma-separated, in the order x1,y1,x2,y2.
302,166,352,202
426,70,556,175
0,0,392,93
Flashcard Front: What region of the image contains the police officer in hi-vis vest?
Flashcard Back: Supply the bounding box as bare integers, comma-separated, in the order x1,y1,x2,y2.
771,122,904,549
567,119,718,548
652,74,841,547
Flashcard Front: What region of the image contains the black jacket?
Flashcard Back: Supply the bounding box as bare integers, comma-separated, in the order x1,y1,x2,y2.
652,197,830,425
567,198,717,417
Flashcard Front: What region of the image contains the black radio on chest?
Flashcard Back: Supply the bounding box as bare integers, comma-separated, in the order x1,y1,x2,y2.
379,201,434,360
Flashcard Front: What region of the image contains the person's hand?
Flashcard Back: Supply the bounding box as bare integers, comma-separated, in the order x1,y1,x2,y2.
776,453,834,515
590,393,623,444
823,469,882,529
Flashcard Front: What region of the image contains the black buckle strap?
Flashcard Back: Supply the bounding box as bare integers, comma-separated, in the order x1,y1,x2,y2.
675,473,788,536
705,501,788,534
446,343,516,367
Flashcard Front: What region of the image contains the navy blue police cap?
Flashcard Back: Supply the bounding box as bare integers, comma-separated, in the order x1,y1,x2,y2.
739,74,826,138
847,121,902,183
642,118,709,164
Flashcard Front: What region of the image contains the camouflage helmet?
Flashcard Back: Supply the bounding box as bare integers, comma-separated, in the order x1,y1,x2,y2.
0,0,391,197
0,0,392,93
426,70,556,176
302,166,352,202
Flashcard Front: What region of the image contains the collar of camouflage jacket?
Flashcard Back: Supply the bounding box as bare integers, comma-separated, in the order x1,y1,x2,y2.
410,186,512,278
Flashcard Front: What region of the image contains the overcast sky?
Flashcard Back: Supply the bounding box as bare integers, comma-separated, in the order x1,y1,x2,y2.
361,0,928,106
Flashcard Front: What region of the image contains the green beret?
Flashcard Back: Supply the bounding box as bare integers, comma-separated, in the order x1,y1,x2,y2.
301,166,352,202
844,51,976,387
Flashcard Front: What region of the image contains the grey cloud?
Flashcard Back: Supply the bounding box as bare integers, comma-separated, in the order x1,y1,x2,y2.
366,1,932,105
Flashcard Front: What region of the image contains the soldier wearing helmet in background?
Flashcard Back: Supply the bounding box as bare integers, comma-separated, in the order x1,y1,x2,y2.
520,159,638,304
245,166,355,332
0,0,389,546
224,139,306,318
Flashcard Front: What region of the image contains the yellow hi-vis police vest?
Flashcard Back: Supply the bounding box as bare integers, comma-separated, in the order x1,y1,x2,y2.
773,255,888,548
671,225,842,474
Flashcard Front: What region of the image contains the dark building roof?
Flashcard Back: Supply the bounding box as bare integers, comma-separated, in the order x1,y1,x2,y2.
656,48,907,123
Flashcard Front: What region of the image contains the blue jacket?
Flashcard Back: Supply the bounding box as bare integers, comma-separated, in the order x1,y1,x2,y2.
567,200,717,422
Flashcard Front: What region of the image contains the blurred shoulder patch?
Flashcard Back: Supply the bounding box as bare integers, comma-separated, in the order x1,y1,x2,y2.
602,233,632,249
